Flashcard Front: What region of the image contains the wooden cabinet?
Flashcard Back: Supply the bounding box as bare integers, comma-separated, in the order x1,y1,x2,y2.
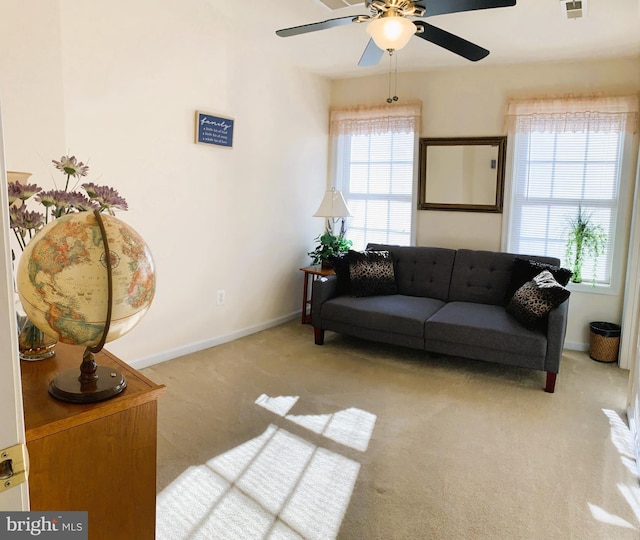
21,344,166,540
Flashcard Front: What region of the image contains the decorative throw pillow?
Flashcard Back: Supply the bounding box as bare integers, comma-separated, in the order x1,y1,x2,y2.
506,270,571,330
348,250,397,297
505,257,573,303
329,251,354,296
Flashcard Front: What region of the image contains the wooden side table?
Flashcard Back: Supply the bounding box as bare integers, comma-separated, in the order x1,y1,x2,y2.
21,343,166,540
300,265,335,324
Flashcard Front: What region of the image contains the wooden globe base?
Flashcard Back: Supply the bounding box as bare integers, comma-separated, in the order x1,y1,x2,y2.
49,365,127,403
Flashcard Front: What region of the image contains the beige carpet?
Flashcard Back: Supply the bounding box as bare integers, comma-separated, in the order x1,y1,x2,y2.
143,320,640,540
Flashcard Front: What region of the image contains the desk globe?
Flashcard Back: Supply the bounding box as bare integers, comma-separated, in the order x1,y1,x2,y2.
17,211,155,403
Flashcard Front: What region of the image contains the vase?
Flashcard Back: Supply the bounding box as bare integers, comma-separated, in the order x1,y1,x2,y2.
15,299,56,361
571,253,583,283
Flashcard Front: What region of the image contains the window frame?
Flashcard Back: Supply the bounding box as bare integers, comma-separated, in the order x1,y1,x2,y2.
332,131,419,250
502,127,636,296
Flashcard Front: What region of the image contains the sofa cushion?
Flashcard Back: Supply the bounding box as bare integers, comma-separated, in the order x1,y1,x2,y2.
424,301,547,357
448,249,562,306
447,250,517,306
506,270,571,330
348,250,397,297
322,294,445,338
505,257,573,302
366,244,457,301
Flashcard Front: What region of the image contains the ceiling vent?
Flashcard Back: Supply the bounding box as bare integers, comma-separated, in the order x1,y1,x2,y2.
315,0,363,10
560,0,586,19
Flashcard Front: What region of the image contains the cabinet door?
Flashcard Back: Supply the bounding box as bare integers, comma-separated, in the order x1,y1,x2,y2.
28,402,158,540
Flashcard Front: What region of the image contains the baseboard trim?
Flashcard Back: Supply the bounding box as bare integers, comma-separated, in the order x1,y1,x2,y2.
563,340,589,352
128,311,300,370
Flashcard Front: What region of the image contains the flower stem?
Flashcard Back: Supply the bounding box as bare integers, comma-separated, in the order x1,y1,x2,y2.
13,229,25,251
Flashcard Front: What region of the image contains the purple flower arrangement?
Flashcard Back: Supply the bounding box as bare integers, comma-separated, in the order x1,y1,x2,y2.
8,154,128,250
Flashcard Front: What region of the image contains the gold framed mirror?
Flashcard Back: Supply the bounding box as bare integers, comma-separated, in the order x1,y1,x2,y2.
418,136,507,213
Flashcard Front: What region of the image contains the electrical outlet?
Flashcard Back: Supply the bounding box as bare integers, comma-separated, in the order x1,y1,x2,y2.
216,289,225,305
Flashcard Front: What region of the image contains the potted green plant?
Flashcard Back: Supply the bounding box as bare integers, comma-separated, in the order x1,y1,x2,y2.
308,230,352,267
565,206,607,284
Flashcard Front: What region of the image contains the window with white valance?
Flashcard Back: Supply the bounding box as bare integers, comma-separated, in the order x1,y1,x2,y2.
331,102,421,250
504,94,639,287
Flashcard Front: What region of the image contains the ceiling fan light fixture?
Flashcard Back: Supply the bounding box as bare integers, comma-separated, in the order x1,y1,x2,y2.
366,15,416,51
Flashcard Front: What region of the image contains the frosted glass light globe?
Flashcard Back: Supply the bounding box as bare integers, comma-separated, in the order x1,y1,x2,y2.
366,16,416,51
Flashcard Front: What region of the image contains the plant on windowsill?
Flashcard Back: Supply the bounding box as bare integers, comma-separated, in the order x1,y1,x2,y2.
565,206,607,284
308,230,352,268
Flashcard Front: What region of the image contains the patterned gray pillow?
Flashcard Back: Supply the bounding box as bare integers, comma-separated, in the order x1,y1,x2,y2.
348,250,397,297
506,270,570,329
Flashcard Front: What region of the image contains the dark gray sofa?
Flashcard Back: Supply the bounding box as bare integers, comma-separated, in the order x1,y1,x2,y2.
311,244,570,393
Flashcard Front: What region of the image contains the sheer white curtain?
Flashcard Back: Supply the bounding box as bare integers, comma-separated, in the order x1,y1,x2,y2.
330,102,421,137
504,94,639,134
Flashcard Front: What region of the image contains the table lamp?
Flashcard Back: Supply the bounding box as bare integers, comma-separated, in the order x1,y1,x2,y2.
313,188,352,235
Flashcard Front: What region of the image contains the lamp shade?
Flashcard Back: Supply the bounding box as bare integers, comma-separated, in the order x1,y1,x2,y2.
313,188,352,218
7,171,32,185
366,15,416,51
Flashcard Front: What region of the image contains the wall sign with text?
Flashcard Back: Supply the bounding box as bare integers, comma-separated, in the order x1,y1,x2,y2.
195,111,234,148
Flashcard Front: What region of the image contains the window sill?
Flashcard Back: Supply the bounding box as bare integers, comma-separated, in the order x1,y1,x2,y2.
566,281,618,297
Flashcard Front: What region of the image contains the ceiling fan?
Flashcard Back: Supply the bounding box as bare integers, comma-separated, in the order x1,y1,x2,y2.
276,0,517,67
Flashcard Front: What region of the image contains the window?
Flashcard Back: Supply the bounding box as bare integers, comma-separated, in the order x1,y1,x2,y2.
504,95,639,287
510,130,623,284
335,131,415,249
330,103,420,251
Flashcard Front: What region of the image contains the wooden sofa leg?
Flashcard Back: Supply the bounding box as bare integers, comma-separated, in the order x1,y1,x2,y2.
545,372,557,393
314,327,325,345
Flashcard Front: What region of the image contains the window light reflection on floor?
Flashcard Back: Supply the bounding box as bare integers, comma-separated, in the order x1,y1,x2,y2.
586,409,640,531
157,395,377,539
253,394,377,452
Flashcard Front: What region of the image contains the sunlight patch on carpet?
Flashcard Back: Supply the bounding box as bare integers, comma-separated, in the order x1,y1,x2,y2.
587,503,636,529
586,409,640,531
255,394,299,417
208,424,278,483
602,408,637,475
255,395,377,452
157,396,376,539
287,408,376,451
618,482,640,525
279,448,360,538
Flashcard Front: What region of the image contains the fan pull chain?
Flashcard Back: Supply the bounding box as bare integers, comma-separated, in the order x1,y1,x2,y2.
387,52,392,103
393,51,399,101
386,50,399,104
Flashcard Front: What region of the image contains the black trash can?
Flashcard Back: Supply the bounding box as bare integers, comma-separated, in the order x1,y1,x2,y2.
589,322,621,363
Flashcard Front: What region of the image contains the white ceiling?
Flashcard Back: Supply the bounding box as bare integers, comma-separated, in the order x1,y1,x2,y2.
266,0,640,79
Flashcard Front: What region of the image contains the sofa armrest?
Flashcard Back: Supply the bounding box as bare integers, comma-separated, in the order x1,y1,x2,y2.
311,275,338,327
545,298,570,373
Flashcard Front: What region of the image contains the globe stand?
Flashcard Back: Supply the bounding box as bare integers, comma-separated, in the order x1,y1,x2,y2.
49,211,128,404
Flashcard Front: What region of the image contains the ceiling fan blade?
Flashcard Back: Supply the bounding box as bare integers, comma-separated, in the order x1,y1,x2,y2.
415,0,516,17
358,39,385,67
276,16,360,37
414,22,489,61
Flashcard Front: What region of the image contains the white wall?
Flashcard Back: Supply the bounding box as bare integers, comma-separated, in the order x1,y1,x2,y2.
331,57,640,349
0,2,66,180
0,1,331,366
